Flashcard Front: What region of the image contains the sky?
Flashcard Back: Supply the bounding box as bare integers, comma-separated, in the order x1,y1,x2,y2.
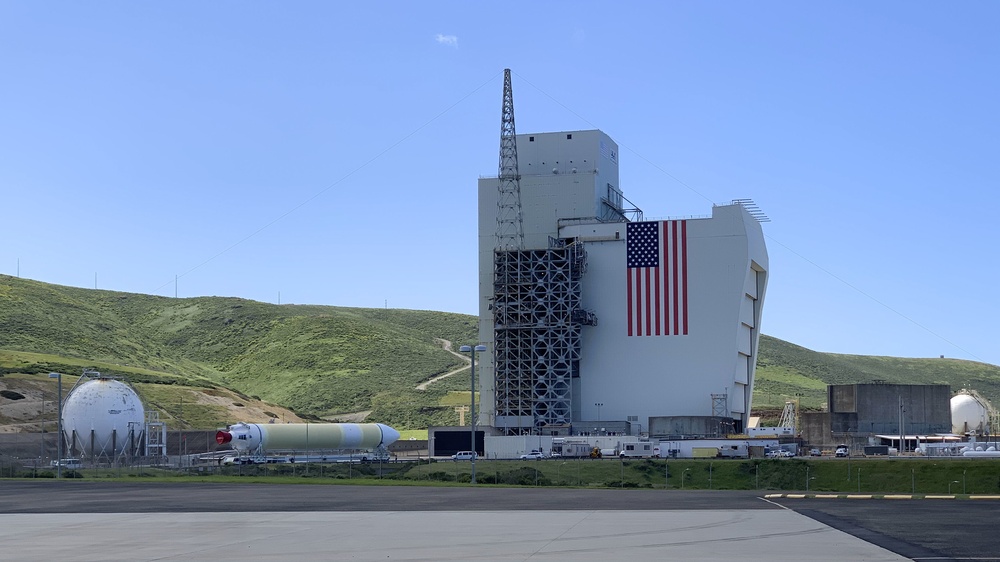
2,2,998,367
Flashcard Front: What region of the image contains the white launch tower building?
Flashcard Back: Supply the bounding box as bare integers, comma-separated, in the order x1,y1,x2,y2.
476,96,768,438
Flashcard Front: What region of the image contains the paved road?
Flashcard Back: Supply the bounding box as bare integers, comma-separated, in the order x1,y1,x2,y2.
0,481,773,513
2,482,998,561
773,497,1000,561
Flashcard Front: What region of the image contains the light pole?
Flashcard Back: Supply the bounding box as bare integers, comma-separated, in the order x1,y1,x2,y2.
595,403,603,423
949,480,960,494
459,344,486,485
847,446,852,481
47,372,62,479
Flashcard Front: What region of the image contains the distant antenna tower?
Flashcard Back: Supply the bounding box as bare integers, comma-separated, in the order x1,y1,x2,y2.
496,68,524,251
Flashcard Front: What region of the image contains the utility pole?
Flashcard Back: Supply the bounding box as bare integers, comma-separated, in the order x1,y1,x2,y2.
47,373,63,478
899,395,905,455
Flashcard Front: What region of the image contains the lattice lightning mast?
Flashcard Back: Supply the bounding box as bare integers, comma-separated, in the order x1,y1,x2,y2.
496,68,524,251
491,69,591,435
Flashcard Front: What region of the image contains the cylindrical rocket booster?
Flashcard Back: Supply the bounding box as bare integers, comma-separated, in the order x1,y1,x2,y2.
215,422,400,452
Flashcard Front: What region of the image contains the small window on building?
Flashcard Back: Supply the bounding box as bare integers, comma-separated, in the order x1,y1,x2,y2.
566,134,572,139
529,136,535,142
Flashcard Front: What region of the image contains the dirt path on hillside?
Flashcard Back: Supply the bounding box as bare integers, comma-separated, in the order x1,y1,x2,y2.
415,339,472,390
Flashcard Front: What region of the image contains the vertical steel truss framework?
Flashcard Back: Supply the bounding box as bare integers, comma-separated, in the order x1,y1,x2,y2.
495,69,524,252
493,244,594,434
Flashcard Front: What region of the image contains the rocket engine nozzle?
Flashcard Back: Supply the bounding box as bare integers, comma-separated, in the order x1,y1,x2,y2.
215,430,233,445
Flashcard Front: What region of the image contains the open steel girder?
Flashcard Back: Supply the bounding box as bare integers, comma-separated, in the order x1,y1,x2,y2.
493,246,591,434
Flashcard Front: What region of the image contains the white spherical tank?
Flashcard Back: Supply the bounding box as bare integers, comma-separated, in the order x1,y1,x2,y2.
951,393,987,434
62,378,145,457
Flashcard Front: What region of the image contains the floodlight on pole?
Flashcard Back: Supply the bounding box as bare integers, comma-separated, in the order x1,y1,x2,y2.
459,344,487,485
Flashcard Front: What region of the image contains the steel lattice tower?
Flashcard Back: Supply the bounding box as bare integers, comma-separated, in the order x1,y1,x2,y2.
495,69,524,251
493,68,528,433
491,69,595,435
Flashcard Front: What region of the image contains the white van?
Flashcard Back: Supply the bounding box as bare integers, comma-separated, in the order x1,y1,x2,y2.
451,451,476,461
51,458,82,469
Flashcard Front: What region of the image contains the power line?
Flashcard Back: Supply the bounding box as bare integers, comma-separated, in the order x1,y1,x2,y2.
515,71,983,363
153,69,504,295
514,71,717,206
765,235,985,363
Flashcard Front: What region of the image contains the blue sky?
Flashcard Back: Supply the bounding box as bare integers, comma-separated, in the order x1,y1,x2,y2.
2,3,998,367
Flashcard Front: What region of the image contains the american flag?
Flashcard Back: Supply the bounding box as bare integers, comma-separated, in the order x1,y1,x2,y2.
626,220,688,336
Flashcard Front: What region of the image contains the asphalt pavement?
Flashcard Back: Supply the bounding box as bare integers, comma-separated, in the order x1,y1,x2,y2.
1,482,997,561
773,497,1000,561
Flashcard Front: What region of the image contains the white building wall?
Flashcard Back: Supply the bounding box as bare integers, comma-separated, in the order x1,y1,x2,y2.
565,204,767,429
476,129,767,431
477,130,621,426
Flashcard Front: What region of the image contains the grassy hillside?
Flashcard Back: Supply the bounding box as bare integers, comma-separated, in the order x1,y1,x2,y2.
753,335,1000,411
0,275,478,429
2,274,999,430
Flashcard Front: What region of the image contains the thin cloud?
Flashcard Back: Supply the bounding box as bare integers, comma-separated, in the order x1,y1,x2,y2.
435,34,458,48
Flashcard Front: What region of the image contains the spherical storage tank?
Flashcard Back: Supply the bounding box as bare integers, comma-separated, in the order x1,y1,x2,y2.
951,393,988,435
62,378,145,457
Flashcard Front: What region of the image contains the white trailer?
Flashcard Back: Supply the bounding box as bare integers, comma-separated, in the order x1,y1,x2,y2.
552,439,596,458
618,441,655,458
717,442,749,458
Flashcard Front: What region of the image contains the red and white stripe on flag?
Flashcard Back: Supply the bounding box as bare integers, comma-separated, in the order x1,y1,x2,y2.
626,220,688,336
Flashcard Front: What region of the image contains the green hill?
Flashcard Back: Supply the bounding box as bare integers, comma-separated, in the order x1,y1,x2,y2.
0,275,478,429
753,336,1000,412
2,274,998,429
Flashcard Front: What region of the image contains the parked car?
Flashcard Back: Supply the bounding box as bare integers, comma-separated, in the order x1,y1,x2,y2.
835,445,849,458
809,448,822,457
451,451,476,461
519,451,546,460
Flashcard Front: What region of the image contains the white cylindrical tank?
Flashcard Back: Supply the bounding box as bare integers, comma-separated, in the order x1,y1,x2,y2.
62,378,146,458
216,422,400,453
951,393,988,434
